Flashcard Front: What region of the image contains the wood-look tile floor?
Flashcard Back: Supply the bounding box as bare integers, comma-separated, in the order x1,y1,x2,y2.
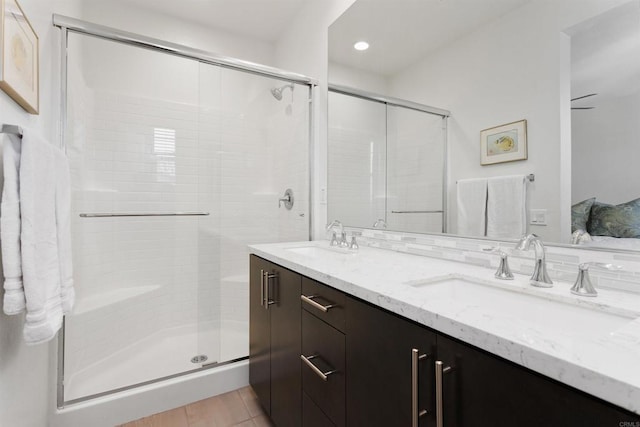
119,387,274,427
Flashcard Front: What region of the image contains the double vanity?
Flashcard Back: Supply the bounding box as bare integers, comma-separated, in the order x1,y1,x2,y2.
248,240,640,426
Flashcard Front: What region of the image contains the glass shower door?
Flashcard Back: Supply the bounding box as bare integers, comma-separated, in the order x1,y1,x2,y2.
63,30,312,404
196,63,310,365
64,33,204,401
328,91,387,227
386,106,446,233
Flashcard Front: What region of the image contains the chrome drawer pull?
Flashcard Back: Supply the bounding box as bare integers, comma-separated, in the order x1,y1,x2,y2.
301,294,337,313
260,269,265,307
411,349,430,427
300,354,337,381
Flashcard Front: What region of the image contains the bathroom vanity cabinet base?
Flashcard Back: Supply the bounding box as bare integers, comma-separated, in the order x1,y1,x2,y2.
249,256,640,426
249,256,301,427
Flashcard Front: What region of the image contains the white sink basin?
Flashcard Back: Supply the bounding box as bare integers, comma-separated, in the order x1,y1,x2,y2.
408,274,638,339
286,245,356,257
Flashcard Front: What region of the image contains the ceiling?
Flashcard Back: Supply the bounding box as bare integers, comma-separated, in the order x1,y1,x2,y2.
108,0,308,42
329,0,530,77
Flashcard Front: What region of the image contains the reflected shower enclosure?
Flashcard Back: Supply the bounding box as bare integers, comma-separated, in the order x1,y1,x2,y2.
328,89,448,233
62,31,310,402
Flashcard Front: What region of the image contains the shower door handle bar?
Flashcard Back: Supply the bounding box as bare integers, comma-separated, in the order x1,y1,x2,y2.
79,212,210,218
391,210,443,214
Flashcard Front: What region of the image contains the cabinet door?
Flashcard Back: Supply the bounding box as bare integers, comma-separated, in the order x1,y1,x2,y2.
269,262,302,427
437,334,640,427
346,297,437,427
249,255,272,415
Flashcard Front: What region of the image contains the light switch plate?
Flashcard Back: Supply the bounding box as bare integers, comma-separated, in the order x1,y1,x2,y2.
530,209,547,226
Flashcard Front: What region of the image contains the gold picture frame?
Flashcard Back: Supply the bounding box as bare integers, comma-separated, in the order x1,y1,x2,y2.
480,119,527,165
0,0,39,114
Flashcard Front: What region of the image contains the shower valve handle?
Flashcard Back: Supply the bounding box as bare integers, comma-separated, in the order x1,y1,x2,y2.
279,189,294,210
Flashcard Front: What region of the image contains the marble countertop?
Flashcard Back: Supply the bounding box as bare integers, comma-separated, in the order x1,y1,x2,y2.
249,240,640,415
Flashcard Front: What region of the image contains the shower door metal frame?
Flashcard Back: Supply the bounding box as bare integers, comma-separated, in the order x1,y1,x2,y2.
328,84,450,233
54,15,317,408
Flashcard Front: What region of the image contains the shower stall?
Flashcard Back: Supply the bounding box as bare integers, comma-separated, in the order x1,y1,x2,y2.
328,85,449,233
54,16,313,412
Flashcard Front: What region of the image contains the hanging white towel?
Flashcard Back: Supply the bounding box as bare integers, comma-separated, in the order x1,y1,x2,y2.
486,175,527,239
456,178,488,237
3,129,75,344
54,147,75,314
1,134,25,314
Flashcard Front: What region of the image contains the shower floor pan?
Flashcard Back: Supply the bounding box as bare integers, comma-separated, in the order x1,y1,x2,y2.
64,321,248,402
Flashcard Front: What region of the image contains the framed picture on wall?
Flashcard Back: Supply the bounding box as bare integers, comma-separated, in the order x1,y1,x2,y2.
480,119,527,165
0,0,39,114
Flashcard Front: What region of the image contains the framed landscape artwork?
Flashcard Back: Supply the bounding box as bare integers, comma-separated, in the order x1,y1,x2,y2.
480,119,527,165
0,0,39,114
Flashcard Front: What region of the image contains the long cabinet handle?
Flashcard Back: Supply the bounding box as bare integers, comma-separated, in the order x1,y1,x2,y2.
263,271,277,309
260,269,265,307
411,349,430,427
435,360,452,427
300,354,337,381
300,294,337,312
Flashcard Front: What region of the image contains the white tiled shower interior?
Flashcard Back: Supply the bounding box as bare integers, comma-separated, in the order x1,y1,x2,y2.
327,91,445,232
386,105,445,233
63,35,309,401
328,92,387,227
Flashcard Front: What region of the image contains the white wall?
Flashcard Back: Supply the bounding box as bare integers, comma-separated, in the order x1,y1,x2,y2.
387,0,629,242
572,89,640,205
274,0,357,239
329,61,389,94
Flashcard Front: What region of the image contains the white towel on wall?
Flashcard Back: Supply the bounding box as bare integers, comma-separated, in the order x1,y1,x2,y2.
456,178,488,237
54,147,75,314
1,135,25,314
2,129,75,344
486,175,527,239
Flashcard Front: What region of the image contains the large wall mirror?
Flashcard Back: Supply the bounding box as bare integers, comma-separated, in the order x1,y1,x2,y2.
328,0,640,251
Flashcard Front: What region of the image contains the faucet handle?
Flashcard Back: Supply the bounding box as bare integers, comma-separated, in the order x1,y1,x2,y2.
349,235,359,251
570,262,623,297
494,251,514,280
339,231,349,248
330,231,338,246
579,262,622,271
483,248,514,280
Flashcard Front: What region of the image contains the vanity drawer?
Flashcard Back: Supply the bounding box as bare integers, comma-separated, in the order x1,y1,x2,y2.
303,392,335,427
301,310,345,427
301,277,346,332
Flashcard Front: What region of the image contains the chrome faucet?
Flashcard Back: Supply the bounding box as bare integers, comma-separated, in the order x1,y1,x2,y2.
515,233,553,287
570,262,622,297
326,220,348,248
372,218,387,229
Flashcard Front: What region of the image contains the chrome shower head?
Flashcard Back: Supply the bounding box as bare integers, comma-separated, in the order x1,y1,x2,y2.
271,83,294,101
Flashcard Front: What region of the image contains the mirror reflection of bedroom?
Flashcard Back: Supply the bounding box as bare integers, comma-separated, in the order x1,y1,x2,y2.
570,1,640,250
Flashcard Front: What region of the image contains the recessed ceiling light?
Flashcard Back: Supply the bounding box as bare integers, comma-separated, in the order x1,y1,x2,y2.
353,41,369,51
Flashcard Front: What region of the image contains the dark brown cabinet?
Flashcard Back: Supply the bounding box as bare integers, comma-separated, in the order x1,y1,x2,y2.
249,255,302,427
250,257,640,426
346,296,437,427
437,334,638,427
